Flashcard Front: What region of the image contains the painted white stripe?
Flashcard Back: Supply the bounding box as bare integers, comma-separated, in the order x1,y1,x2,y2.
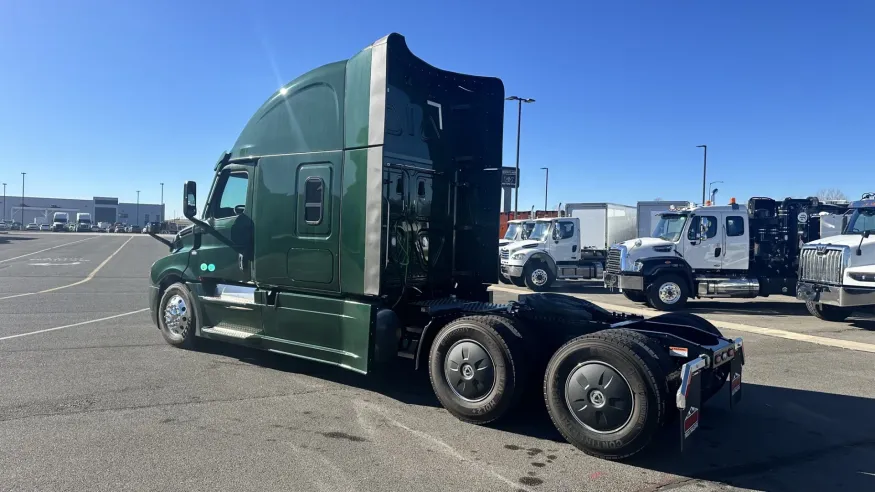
0,236,98,264
0,236,134,301
0,308,149,341
489,285,875,353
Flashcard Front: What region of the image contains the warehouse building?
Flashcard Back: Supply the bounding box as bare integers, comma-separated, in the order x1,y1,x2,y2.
1,195,164,226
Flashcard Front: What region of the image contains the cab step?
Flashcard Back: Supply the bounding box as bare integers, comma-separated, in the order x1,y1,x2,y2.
201,326,261,340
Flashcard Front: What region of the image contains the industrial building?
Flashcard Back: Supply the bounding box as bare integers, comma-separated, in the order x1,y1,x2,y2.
1,195,164,226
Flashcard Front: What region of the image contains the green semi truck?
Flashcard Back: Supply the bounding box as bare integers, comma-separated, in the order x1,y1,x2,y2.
148,33,745,459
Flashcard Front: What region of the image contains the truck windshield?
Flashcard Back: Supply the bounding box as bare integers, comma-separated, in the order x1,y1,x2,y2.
845,208,875,235
530,221,552,241
503,224,521,240
504,223,533,240
652,214,688,242
55,217,67,223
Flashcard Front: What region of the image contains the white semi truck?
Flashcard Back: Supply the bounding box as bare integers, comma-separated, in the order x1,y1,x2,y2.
499,219,534,247
797,194,875,321
75,213,92,232
604,197,848,310
499,203,637,290
52,212,69,232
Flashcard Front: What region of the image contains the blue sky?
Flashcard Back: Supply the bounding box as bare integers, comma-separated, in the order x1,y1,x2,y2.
1,0,872,215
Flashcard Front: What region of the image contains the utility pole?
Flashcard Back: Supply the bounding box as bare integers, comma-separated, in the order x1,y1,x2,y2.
20,173,26,225
696,145,707,204
506,96,535,219
160,183,164,221
136,190,141,226
540,167,549,212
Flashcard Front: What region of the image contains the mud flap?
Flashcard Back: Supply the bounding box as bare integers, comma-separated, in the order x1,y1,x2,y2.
729,340,744,409
676,355,707,452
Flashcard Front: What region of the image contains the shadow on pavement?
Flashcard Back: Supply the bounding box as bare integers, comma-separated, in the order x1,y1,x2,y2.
0,235,38,244
197,339,875,491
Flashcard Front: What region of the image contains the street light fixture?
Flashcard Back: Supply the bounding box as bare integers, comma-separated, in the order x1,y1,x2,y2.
540,167,549,212
696,145,707,204
506,95,535,219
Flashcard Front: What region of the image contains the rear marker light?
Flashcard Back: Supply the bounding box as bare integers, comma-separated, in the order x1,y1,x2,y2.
669,347,689,357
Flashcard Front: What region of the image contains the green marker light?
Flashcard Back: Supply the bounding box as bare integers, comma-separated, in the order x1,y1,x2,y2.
208,264,216,272
200,263,208,271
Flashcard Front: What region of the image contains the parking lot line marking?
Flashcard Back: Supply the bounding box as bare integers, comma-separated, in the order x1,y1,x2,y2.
0,236,134,301
489,285,875,354
0,308,149,341
0,236,98,264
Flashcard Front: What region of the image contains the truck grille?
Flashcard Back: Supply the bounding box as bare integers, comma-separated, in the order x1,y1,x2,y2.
606,248,622,273
800,247,846,285
500,249,510,260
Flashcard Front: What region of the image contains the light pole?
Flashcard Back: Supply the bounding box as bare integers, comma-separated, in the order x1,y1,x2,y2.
708,180,723,202
20,173,26,225
506,96,535,219
2,183,6,222
136,190,140,226
540,167,549,212
160,183,164,221
696,145,707,204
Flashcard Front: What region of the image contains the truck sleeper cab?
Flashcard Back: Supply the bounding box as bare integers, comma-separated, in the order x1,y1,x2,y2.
605,197,848,310
148,33,745,460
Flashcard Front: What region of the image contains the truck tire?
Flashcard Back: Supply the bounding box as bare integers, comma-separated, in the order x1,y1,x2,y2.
650,313,729,403
524,261,554,292
805,301,853,322
646,275,688,311
429,315,529,425
622,290,647,303
157,283,198,349
510,276,526,287
543,328,669,460
497,274,512,284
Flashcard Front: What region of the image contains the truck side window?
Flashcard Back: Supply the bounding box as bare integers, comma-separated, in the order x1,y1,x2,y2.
688,216,717,240
304,177,324,224
213,171,249,219
554,221,575,240
726,216,745,236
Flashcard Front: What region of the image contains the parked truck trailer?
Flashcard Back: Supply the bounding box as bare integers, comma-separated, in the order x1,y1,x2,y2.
147,33,745,460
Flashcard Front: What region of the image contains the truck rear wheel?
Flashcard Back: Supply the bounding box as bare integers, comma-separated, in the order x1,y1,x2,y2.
543,328,669,460
805,301,853,322
158,283,198,349
524,261,554,292
622,290,647,303
646,275,688,311
428,315,529,425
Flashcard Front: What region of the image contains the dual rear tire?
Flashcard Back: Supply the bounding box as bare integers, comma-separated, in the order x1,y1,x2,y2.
805,300,853,322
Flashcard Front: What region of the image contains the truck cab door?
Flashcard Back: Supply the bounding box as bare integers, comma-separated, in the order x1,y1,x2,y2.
191,164,255,284
721,213,749,270
550,220,578,262
682,214,722,270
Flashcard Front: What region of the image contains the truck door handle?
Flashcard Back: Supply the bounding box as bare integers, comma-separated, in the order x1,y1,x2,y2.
572,245,578,252
238,253,244,270
715,247,722,258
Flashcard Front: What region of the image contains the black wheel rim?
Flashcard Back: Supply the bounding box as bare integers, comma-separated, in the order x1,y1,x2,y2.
564,361,634,433
444,339,496,402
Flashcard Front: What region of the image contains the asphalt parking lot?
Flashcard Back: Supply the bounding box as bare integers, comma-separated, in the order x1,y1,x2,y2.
2,232,874,492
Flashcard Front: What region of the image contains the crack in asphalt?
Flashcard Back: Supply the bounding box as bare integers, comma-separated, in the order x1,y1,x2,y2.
0,388,327,424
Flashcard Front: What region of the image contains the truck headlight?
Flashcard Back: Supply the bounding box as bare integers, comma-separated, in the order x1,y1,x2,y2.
848,272,875,282
511,252,526,260
632,260,643,272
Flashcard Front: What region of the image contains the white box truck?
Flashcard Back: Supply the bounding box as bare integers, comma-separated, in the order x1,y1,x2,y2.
636,200,691,238
565,202,637,250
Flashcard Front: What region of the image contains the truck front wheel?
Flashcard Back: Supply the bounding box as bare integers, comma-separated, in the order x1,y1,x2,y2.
524,261,554,292
543,329,669,460
157,283,198,349
646,275,688,311
805,301,853,322
428,316,528,425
